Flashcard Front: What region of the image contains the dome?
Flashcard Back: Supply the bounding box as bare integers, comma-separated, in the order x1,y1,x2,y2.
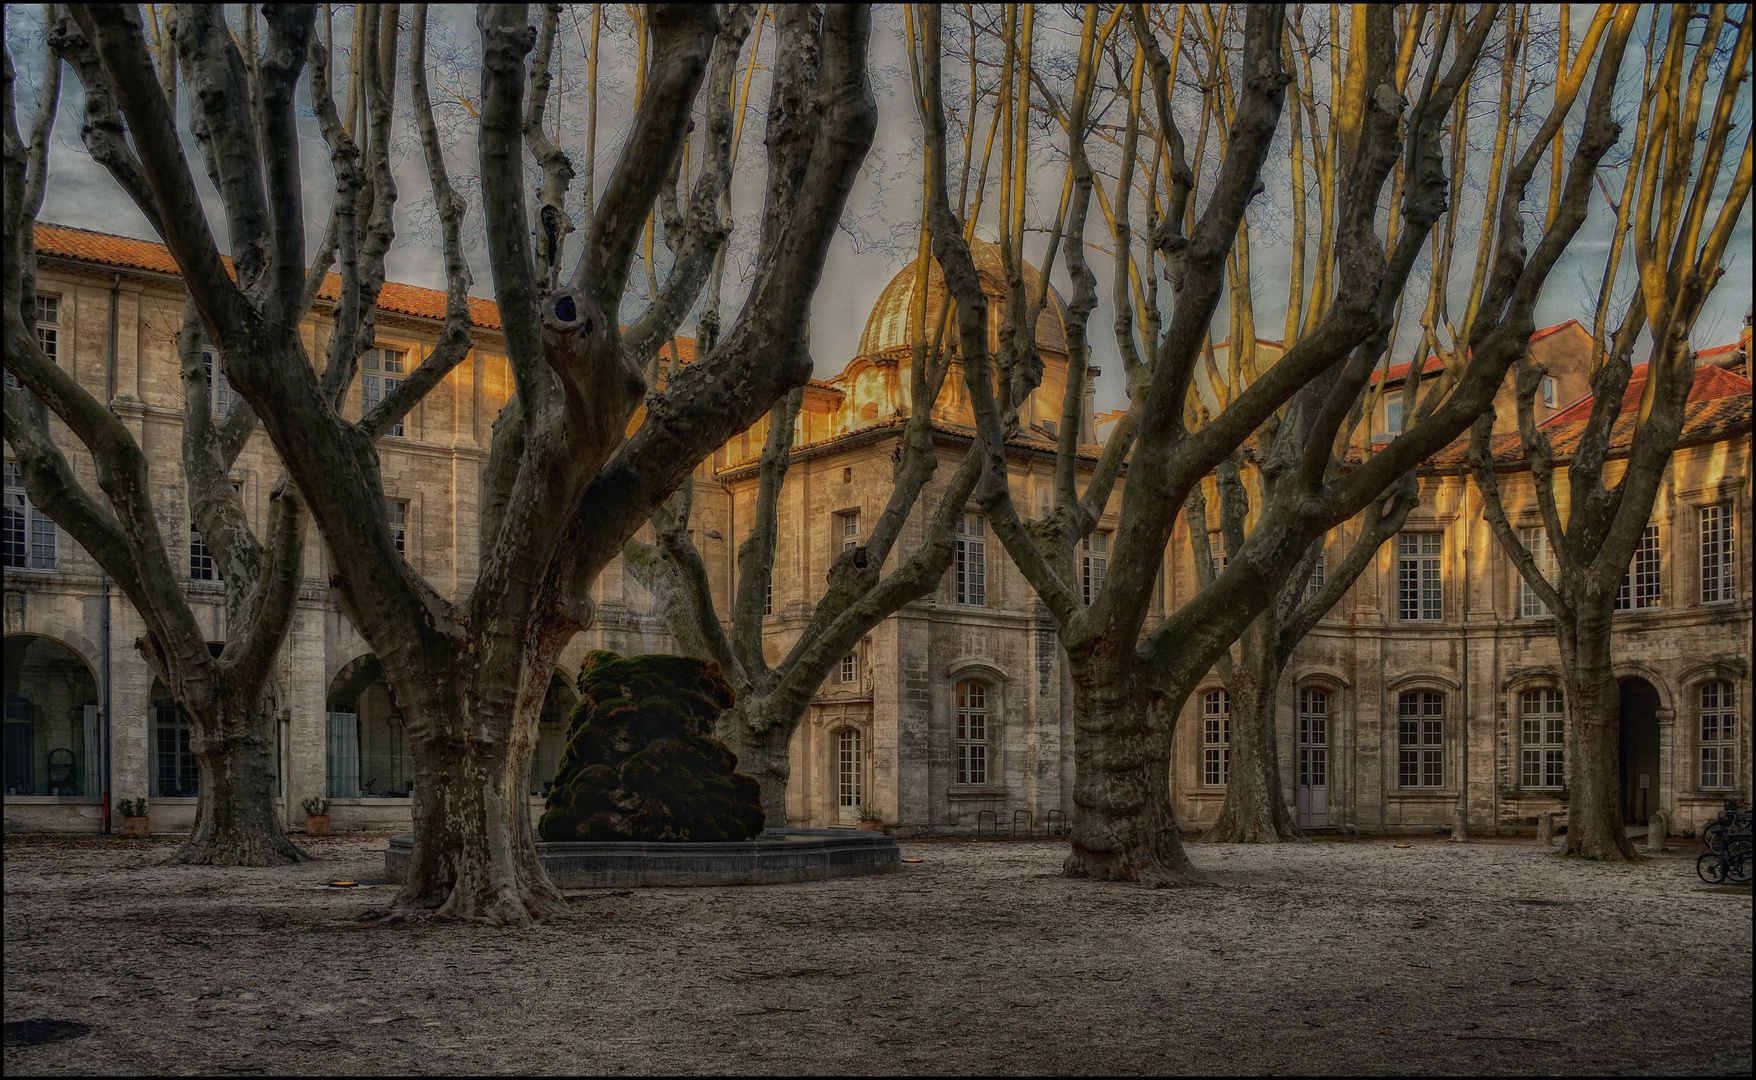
856,238,1070,360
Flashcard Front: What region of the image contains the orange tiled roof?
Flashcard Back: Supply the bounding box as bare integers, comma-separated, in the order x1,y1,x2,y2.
1420,364,1751,467
1368,320,1587,386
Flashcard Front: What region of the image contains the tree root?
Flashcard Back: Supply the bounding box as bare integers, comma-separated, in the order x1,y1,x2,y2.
162,836,310,867
1062,845,1212,887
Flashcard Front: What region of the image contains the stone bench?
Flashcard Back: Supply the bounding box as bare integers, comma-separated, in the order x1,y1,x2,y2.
384,828,902,888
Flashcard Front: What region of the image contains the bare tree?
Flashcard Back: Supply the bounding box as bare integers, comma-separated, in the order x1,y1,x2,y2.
4,18,323,867
44,2,874,923
1471,4,1752,862
917,2,1631,884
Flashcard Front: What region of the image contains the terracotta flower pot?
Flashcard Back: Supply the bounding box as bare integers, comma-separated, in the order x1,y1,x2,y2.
305,814,332,837
121,816,150,839
858,819,884,832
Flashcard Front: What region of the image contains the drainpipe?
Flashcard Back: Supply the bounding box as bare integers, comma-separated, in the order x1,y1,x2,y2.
1459,476,1470,839
101,273,120,833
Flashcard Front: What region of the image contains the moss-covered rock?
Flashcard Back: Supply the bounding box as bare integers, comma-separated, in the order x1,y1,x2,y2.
538,651,766,842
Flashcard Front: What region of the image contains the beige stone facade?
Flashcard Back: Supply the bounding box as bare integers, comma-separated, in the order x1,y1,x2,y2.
5,225,1750,838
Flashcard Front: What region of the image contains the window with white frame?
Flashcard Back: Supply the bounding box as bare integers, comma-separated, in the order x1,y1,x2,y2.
1518,526,1556,618
189,522,219,581
764,578,773,616
955,680,989,786
1208,531,1228,578
1305,547,1326,600
1397,691,1444,788
955,513,986,605
1082,532,1109,605
1397,533,1443,620
838,727,863,807
1520,688,1565,789
11,294,58,386
361,347,406,436
386,499,408,556
1385,398,1403,433
1540,375,1557,408
839,509,861,554
1615,524,1661,610
1700,503,1735,603
1201,689,1230,786
840,652,857,684
201,340,240,415
3,462,57,571
1699,680,1736,789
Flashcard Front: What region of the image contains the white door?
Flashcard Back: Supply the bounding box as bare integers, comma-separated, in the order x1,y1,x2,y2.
835,727,862,826
1296,689,1329,828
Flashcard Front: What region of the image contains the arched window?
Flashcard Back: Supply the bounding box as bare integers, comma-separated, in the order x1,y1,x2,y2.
1699,681,1737,789
837,727,863,808
1398,691,1444,789
1519,689,1565,789
326,656,408,798
955,681,988,786
3,635,100,796
1202,689,1230,786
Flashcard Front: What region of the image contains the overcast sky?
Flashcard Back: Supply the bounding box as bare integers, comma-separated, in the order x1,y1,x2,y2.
8,5,1750,414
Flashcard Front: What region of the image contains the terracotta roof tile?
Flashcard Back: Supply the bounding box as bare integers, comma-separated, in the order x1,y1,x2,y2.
35,220,708,353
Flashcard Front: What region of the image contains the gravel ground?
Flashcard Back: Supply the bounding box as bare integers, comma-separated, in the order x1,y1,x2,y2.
3,832,1749,1076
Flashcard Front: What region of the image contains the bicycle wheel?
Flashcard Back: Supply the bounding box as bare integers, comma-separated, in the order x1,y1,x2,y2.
1697,851,1727,884
1727,841,1753,885
1703,821,1728,854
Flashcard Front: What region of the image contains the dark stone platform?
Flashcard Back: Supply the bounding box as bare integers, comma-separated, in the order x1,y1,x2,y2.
383,828,901,888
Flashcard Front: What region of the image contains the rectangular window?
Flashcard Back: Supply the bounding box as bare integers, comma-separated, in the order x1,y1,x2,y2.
1518,526,1555,619
1519,688,1566,789
1201,690,1230,786
840,510,861,554
1540,375,1557,408
1700,503,1735,603
1082,532,1109,606
201,341,240,415
763,579,773,617
1699,681,1736,789
153,698,199,797
1208,532,1227,578
1385,399,1403,433
1306,548,1326,601
190,522,218,581
955,681,988,786
361,347,406,437
1398,691,1444,788
3,462,57,571
386,499,408,556
956,513,986,605
1397,533,1443,620
1615,524,1662,610
841,652,857,684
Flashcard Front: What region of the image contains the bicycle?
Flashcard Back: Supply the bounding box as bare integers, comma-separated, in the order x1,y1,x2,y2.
1696,833,1752,884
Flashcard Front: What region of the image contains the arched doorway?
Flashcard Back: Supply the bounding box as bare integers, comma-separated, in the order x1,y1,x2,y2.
1618,677,1662,825
2,635,100,796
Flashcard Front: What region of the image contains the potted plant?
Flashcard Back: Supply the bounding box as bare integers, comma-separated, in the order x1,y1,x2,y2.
303,795,332,837
117,798,149,839
857,803,884,832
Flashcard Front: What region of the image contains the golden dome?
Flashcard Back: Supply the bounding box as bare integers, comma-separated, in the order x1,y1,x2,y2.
856,238,1070,360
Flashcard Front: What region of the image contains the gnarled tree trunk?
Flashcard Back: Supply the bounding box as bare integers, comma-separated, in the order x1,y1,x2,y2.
169,693,306,866
1062,648,1205,885
716,697,794,828
1203,639,1301,843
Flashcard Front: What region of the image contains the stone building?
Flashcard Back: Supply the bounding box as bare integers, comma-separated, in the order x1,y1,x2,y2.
5,224,1750,838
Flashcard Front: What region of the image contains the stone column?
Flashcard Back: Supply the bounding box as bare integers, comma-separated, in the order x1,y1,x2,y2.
1536,811,1553,847
1646,810,1667,853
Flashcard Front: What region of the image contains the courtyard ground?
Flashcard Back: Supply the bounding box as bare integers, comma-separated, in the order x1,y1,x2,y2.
2,832,1749,1076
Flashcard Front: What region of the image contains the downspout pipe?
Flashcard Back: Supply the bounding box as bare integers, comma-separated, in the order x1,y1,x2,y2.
101,273,119,833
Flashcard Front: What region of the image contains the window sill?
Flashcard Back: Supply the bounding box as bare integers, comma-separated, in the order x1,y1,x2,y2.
1390,790,1454,799
946,788,1005,800
146,796,199,804
327,797,412,804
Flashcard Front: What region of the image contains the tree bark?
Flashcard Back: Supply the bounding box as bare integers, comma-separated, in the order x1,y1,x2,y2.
168,692,305,866
1062,647,1205,885
1558,611,1640,862
1202,641,1302,843
716,698,793,828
